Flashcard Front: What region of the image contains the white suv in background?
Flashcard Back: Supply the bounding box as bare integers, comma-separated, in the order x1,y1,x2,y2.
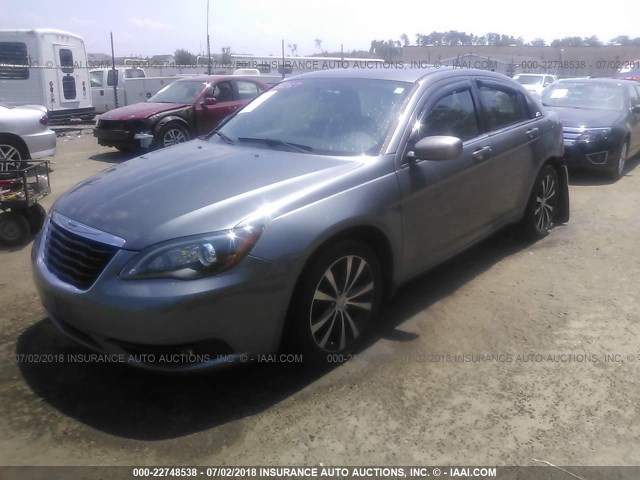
513,73,558,97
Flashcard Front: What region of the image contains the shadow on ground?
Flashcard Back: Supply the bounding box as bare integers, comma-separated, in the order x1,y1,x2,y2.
88,149,142,164
568,153,639,186
16,229,540,440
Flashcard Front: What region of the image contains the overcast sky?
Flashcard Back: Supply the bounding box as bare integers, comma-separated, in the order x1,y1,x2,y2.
1,0,638,57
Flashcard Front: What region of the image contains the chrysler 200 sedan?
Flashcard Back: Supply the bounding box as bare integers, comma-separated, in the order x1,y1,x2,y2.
32,69,569,370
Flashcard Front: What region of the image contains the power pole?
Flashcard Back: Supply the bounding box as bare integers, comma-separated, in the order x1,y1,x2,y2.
206,0,212,74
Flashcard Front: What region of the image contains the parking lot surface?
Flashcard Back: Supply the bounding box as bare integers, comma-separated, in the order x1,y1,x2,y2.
1,132,639,466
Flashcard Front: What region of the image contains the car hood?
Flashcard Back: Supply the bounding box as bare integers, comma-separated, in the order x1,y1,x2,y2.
97,102,190,121
543,106,622,128
53,140,364,250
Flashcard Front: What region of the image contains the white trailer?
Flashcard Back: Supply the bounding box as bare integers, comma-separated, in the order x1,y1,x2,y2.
0,29,94,121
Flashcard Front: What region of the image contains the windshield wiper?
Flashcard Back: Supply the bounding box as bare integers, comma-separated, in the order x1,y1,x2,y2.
211,130,236,144
236,137,313,153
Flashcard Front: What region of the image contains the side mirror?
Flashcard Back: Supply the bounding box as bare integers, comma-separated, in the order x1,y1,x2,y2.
203,97,217,106
409,136,463,161
631,105,640,114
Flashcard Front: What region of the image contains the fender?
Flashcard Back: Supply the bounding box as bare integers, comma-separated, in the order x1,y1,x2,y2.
154,115,191,134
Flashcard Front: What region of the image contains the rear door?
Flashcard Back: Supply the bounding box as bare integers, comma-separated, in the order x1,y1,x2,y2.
473,78,542,221
54,45,78,108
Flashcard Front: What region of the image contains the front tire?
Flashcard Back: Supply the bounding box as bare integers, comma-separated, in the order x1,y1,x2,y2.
154,123,190,149
288,241,383,365
609,140,628,181
519,165,559,240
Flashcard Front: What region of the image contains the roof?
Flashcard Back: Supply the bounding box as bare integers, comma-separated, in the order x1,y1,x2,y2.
288,67,511,84
0,29,84,40
172,75,269,84
554,78,639,86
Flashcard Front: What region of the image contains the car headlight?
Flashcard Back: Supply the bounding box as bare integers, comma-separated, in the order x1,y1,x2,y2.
576,128,611,144
121,223,264,280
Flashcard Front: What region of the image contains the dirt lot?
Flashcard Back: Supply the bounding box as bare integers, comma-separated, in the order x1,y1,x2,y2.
1,130,639,468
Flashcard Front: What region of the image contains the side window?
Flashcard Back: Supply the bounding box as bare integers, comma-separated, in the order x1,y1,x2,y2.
107,69,118,87
90,71,103,88
543,77,552,87
59,49,74,73
421,88,480,141
477,81,531,130
235,80,261,100
629,86,640,107
0,42,29,80
212,81,233,102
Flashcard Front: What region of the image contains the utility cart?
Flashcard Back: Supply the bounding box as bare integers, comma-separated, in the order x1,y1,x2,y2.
0,160,50,246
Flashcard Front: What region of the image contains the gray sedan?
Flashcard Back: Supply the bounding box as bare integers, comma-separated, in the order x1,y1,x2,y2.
0,104,56,170
32,69,569,370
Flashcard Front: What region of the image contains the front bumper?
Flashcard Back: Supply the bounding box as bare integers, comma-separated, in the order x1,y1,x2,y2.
31,218,294,371
562,138,620,172
94,120,152,150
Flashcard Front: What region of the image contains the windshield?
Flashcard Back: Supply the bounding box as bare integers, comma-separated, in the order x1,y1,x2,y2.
514,75,543,85
541,82,625,111
215,78,411,156
148,81,207,103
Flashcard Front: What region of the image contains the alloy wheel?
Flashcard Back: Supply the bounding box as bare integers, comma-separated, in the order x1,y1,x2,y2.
534,173,557,231
309,255,376,352
162,128,188,147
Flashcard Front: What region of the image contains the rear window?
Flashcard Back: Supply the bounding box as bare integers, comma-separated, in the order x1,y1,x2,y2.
125,69,145,79
59,49,74,73
0,42,29,80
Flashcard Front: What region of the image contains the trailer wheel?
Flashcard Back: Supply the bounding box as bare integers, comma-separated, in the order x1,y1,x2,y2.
0,212,31,247
27,204,47,234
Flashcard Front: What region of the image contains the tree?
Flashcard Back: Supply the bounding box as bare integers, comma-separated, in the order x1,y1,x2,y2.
583,35,602,46
287,43,298,56
530,38,546,47
400,33,410,47
369,39,401,61
174,48,197,65
315,39,323,53
221,46,232,63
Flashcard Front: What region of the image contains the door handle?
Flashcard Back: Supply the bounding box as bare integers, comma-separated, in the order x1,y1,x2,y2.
527,127,539,139
100,90,104,96
472,146,491,161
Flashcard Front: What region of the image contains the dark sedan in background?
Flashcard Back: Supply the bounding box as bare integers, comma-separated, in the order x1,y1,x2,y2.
33,69,568,370
541,78,640,179
93,76,268,151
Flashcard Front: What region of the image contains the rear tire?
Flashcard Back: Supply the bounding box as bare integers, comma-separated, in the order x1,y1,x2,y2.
0,212,31,247
287,240,383,366
0,136,29,172
519,165,559,240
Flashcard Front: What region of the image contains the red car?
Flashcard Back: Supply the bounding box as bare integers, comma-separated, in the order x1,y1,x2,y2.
93,76,268,151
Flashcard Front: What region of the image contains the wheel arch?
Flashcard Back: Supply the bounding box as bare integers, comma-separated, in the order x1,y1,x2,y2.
0,133,31,159
154,116,191,135
278,223,395,350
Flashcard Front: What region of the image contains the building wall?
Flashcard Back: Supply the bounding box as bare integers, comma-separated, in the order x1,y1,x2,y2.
403,46,640,77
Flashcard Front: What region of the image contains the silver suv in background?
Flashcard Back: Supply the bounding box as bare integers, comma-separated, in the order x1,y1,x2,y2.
32,69,569,370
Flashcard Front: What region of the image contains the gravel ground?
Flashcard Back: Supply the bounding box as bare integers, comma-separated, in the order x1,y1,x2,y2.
1,132,639,469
